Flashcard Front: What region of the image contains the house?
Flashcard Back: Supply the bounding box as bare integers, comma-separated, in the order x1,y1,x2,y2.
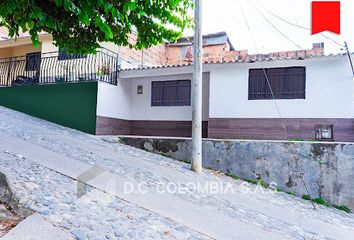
166,31,239,65
0,29,353,142
98,50,354,142
165,32,325,65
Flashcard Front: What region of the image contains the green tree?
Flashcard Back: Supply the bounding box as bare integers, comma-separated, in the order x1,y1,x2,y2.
0,0,193,54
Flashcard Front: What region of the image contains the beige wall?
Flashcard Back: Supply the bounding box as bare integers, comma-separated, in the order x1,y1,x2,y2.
39,40,119,83
0,43,42,85
1,37,120,85
41,39,119,53
0,47,12,58
0,43,42,58
12,44,41,57
41,40,57,53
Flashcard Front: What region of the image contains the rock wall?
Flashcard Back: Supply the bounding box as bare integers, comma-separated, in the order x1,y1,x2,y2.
121,137,354,209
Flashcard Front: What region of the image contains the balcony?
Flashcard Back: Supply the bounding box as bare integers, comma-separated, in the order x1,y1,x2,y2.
0,48,119,87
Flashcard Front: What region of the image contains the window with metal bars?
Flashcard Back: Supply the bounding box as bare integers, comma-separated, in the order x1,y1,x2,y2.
248,67,306,100
25,52,41,71
151,80,191,106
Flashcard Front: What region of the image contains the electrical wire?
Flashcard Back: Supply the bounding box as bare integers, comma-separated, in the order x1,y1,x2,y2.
239,0,259,53
249,0,304,50
238,0,289,138
262,68,289,139
253,0,344,48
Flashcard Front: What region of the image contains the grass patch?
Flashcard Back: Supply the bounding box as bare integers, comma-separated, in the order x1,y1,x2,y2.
332,205,352,213
302,194,351,213
302,194,312,200
225,172,240,180
223,175,351,214
243,178,270,188
180,159,191,164
223,172,272,189
313,197,329,207
159,152,170,158
258,179,269,188
288,138,305,142
245,178,259,185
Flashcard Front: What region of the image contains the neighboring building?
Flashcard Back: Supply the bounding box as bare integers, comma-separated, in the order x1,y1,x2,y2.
0,29,353,142
166,32,238,65
0,30,164,86
118,33,167,68
165,32,324,65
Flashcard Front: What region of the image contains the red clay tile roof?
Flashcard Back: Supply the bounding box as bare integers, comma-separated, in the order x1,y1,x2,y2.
121,52,350,71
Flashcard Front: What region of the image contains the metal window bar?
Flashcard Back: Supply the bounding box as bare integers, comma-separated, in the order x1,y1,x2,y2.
151,80,191,106
0,48,119,87
248,67,305,100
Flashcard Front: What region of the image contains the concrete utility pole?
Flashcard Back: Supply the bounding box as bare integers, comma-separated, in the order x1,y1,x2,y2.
191,0,203,173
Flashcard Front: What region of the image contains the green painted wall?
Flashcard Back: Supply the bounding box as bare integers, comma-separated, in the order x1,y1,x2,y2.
0,82,98,134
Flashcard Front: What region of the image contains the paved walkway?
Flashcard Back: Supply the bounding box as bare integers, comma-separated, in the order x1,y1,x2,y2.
3,214,74,240
0,106,354,239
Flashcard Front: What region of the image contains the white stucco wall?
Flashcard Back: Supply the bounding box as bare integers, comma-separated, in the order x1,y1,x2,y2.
98,55,354,121
96,81,132,120
128,73,210,121
96,73,210,121
209,56,354,118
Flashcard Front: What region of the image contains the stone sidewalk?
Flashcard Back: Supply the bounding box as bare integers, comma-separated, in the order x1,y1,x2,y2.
0,106,354,239
3,214,74,240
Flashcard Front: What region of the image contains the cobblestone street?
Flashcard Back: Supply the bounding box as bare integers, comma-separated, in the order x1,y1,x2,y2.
0,106,354,240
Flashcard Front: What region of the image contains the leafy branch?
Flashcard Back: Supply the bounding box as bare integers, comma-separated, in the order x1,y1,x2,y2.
0,0,193,54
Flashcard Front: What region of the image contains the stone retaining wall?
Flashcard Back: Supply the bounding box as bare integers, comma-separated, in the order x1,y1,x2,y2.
121,136,354,209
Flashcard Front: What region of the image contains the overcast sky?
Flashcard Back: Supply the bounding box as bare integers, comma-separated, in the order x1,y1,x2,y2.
185,0,354,54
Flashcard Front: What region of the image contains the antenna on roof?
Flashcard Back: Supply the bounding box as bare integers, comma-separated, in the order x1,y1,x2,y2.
344,42,354,77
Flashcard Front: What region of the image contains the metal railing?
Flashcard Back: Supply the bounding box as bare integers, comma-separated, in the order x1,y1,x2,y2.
0,48,119,87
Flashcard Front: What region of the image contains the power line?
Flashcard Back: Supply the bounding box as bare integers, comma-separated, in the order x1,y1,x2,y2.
250,0,304,50
262,68,289,138
253,0,344,48
239,0,259,53
254,0,308,30
238,0,289,138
